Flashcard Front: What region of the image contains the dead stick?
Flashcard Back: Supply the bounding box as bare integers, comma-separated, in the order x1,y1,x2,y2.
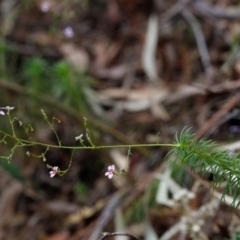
182,9,213,76
196,93,240,140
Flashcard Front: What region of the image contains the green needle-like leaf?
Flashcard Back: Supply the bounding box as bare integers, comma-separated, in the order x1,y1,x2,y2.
170,128,240,206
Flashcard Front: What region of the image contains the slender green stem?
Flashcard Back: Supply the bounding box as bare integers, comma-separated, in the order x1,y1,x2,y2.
59,149,75,176
7,112,16,138
50,125,61,146
19,139,177,150
0,130,177,151
50,117,62,146
41,110,62,146
0,80,153,157
180,143,240,176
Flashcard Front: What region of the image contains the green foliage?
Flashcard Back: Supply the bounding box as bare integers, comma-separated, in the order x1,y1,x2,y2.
170,128,240,206
1,105,240,207
23,57,51,93
233,232,240,240
21,57,94,110
171,161,193,189
74,182,89,203
125,197,144,224
224,231,240,240
0,158,25,182
52,61,88,109
74,182,89,196
124,180,159,224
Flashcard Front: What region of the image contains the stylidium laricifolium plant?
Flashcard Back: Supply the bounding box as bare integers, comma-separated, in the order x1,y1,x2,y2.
0,107,240,206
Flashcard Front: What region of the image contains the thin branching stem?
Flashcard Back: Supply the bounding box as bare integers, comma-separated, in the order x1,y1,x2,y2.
0,131,177,150
1,109,240,207
7,112,16,138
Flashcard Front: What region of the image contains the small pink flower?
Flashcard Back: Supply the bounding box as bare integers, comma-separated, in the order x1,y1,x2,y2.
40,1,51,12
105,165,115,179
49,166,58,178
63,27,74,38
0,106,15,115
1,106,15,111
75,134,83,141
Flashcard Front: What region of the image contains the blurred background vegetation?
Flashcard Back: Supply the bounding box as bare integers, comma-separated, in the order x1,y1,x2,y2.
1,0,240,239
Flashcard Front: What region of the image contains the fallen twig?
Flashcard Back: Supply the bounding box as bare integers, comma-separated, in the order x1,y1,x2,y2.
182,9,213,77
159,0,191,23
192,0,240,20
196,93,240,140
89,189,131,240
142,13,160,83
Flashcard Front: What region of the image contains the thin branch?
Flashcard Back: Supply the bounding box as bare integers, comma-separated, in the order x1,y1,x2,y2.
4,40,61,58
192,0,240,20
196,93,240,140
204,109,240,139
89,189,131,240
182,9,213,76
142,13,160,83
159,0,191,23
0,80,152,157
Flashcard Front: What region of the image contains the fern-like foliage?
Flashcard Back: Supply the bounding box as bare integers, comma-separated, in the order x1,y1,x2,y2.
170,128,240,207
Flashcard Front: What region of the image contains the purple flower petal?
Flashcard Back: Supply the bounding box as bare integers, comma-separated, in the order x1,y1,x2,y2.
63,27,74,38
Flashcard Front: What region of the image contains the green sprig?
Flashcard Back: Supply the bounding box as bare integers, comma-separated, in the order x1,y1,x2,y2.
170,128,240,206
1,109,240,206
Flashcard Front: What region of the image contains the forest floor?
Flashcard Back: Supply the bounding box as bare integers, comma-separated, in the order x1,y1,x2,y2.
0,0,240,239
